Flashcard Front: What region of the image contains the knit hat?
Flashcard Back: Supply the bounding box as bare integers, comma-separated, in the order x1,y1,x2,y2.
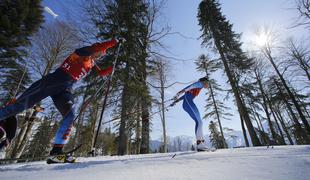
199,77,209,83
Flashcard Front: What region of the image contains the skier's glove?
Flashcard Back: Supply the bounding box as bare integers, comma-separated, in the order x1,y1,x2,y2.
176,91,183,97
5,98,16,106
170,101,176,107
98,66,113,76
117,37,126,44
173,95,179,101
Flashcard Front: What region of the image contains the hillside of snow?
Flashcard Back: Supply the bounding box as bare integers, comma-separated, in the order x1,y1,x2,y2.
1,145,309,180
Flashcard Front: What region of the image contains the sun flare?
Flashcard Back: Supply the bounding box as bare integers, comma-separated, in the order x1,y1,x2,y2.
255,32,268,47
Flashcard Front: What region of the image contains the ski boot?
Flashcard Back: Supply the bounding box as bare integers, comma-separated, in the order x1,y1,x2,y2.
0,126,8,159
196,140,209,152
0,126,6,143
0,116,17,147
47,145,76,164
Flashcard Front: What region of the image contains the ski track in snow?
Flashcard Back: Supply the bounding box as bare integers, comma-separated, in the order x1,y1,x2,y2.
0,145,310,180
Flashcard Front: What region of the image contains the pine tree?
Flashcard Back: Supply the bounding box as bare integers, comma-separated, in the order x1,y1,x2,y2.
209,121,226,149
86,0,154,155
0,0,44,103
198,0,261,146
196,54,230,148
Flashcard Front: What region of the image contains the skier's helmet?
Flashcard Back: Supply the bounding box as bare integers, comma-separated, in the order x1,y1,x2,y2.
199,77,208,83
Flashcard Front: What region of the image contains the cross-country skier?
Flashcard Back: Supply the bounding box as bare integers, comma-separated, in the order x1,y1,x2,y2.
170,77,209,151
0,38,122,163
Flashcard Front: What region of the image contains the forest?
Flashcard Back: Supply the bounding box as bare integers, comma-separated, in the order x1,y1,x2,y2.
0,0,309,162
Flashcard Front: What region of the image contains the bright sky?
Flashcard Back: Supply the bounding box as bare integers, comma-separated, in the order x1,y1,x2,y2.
41,0,305,141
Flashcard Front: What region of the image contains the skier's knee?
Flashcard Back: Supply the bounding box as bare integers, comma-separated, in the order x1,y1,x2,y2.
58,102,74,117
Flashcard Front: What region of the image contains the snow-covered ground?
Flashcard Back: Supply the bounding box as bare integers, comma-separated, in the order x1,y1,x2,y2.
1,145,309,180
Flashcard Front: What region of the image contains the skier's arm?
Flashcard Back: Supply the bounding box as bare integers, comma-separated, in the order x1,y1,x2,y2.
90,39,118,54
93,60,113,77
170,95,184,107
96,66,113,76
177,82,204,96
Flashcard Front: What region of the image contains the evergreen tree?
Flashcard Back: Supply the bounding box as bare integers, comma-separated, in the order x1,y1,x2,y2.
0,0,44,103
196,54,230,148
209,121,226,148
198,0,261,146
85,0,154,155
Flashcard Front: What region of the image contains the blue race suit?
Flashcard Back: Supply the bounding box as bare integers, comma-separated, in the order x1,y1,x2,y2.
0,68,75,145
179,81,204,140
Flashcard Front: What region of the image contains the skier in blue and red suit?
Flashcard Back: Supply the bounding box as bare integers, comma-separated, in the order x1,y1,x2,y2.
0,38,121,162
170,77,209,151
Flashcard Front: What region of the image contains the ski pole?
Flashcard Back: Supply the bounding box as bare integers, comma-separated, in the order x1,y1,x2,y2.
72,79,109,123
90,40,123,156
99,98,174,127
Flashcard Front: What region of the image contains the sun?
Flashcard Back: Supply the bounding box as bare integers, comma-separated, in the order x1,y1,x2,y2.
255,32,268,47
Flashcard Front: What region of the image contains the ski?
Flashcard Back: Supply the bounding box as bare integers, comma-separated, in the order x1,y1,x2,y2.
0,144,83,164
197,149,216,152
46,144,83,164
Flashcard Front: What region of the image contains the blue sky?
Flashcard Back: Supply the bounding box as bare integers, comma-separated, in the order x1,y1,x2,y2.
41,0,305,141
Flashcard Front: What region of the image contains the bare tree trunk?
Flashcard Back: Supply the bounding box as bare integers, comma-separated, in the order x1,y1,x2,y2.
266,95,286,145
274,108,294,145
118,82,130,155
253,110,269,145
274,79,310,143
156,60,168,153
160,88,167,152
255,71,278,143
140,98,150,154
135,112,141,154
240,115,250,147
208,78,227,148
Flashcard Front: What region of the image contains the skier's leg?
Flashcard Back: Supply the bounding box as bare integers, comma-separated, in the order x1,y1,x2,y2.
50,89,75,154
0,70,72,121
190,103,204,140
0,116,17,149
0,78,48,121
47,90,77,163
182,94,204,140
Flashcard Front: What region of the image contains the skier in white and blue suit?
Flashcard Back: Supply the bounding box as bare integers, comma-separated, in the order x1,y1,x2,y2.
170,77,209,151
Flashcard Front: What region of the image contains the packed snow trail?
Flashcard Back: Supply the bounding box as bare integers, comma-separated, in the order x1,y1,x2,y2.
0,145,309,180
